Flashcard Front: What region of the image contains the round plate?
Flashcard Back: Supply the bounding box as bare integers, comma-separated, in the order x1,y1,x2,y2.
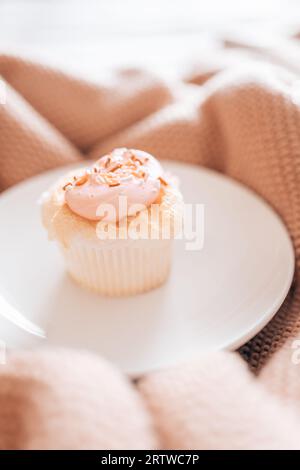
0,161,295,376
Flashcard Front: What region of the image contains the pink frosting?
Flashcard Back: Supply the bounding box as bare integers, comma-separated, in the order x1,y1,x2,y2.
64,148,164,222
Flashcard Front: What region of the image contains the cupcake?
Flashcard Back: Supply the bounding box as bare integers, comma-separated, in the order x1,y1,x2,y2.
41,148,183,296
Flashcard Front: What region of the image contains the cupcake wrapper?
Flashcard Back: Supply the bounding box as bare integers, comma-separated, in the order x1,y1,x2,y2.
60,238,172,296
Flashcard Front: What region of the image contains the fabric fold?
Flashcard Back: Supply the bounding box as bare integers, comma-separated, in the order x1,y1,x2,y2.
0,349,157,450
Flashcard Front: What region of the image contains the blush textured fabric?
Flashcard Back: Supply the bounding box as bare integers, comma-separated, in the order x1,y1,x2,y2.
1,41,300,448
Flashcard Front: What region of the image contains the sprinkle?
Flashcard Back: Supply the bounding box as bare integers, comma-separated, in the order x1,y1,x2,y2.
75,174,88,186
104,157,111,168
132,170,146,179
158,176,168,186
109,163,122,172
131,155,143,165
108,181,120,187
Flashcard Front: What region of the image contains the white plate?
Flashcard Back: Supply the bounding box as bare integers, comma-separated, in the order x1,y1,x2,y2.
0,161,295,376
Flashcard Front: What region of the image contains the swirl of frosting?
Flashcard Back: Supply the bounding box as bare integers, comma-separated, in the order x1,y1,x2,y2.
64,148,165,222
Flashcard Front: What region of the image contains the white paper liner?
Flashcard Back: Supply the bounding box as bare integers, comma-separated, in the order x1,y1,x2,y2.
60,237,172,296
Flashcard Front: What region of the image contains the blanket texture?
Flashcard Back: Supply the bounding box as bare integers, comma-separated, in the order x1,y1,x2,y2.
0,37,300,448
